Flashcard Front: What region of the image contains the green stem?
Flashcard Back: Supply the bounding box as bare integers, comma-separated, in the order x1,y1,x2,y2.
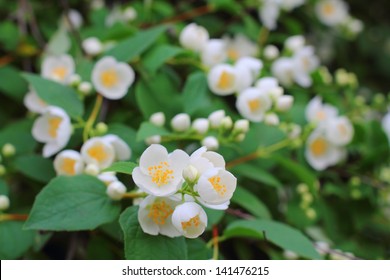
122,192,147,199
83,94,103,142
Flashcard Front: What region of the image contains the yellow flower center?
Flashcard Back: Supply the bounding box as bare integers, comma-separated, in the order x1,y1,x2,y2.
52,66,67,80
148,161,174,187
208,175,227,196
48,117,62,138
217,70,235,90
337,123,347,136
310,138,328,156
227,49,239,61
181,215,200,230
148,200,173,225
61,158,76,175
87,144,108,162
316,110,326,121
323,3,335,16
100,69,118,87
248,99,261,112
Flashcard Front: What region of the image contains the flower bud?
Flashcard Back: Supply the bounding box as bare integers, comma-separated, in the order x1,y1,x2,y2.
297,183,308,194
233,119,249,133
285,35,305,53
192,118,209,134
220,116,233,130
182,165,199,183
276,95,294,112
201,136,219,151
302,193,313,204
84,163,100,176
235,133,246,142
122,7,137,21
150,112,165,127
145,135,161,145
171,113,191,132
305,208,317,220
2,143,16,157
263,44,279,60
335,68,349,86
208,110,225,128
69,74,81,86
179,23,209,52
264,113,279,126
78,81,93,95
106,181,127,200
0,195,10,211
268,87,284,99
82,37,103,56
95,122,108,135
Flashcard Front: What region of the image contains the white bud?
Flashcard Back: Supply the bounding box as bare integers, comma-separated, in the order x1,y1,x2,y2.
285,35,305,53
201,136,219,151
149,112,165,127
276,95,294,111
220,116,233,130
78,81,93,95
233,119,249,133
208,110,225,128
179,23,209,52
82,37,103,56
192,118,209,134
171,113,191,132
263,44,279,60
84,163,100,176
182,165,199,183
264,113,280,126
69,74,81,86
122,7,137,21
269,87,284,99
2,143,16,157
145,135,161,145
0,195,10,211
235,133,246,142
106,181,127,200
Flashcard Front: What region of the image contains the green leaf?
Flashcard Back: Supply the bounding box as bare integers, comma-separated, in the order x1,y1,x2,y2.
103,161,137,175
136,122,170,142
0,21,19,51
106,25,168,62
205,207,225,230
22,73,84,118
0,119,37,154
0,221,35,259
25,175,121,231
231,164,282,188
186,239,212,260
0,179,9,196
223,219,322,260
143,44,184,74
13,154,56,183
46,27,71,55
182,72,211,115
0,66,28,101
119,206,188,260
231,187,271,219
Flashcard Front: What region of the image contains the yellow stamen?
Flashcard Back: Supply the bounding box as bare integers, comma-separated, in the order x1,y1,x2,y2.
323,3,335,15
227,49,239,61
217,70,235,90
147,161,174,187
181,215,200,230
311,138,328,156
248,99,261,112
100,69,118,87
337,124,347,136
61,158,76,175
148,200,173,225
208,175,227,196
316,110,326,121
52,66,67,80
87,144,108,162
48,117,62,138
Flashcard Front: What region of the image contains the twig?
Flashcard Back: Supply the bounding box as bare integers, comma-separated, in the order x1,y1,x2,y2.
25,0,46,48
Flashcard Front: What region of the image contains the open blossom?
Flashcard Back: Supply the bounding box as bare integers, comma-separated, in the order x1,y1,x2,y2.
41,54,75,84
54,150,84,176
207,64,238,95
306,96,338,123
259,0,280,30
236,87,272,122
132,144,189,196
315,0,348,27
81,137,116,170
293,46,320,87
201,39,227,67
138,195,181,237
91,56,135,100
223,34,258,61
271,57,295,86
102,134,131,161
324,116,354,146
32,106,72,157
234,57,263,92
171,202,207,239
179,23,209,52
23,89,48,114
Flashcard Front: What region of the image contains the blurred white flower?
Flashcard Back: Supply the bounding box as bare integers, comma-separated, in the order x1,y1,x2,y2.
264,113,280,126
78,81,93,95
41,54,75,84
150,112,165,127
263,44,280,60
324,116,354,146
54,150,84,176
271,57,295,87
122,6,138,21
0,195,10,211
106,181,127,200
315,0,348,27
285,35,306,53
98,172,119,186
82,37,103,56
235,57,263,92
207,64,238,95
259,0,280,30
179,23,209,52
24,89,47,114
171,202,207,238
145,135,161,145
200,39,227,67
171,113,191,132
61,9,83,30
381,111,390,145
306,96,338,123
276,95,294,111
223,34,258,61
208,110,226,128
234,119,250,133
236,87,272,122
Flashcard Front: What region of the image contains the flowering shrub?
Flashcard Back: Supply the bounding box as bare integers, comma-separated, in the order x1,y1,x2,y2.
0,0,389,260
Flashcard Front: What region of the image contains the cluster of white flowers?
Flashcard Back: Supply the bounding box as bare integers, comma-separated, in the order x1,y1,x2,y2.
259,0,305,30
146,110,250,150
305,96,354,170
272,35,320,88
132,144,237,238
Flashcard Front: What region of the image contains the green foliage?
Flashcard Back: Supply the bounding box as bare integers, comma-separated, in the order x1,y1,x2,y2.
13,155,56,183
0,221,35,259
0,119,37,155
136,122,170,142
103,161,137,175
182,72,211,115
143,44,184,74
0,66,28,101
231,187,271,219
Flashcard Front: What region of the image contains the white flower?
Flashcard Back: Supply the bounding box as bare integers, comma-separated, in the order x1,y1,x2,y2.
255,77,284,99
78,81,93,95
61,9,83,30
84,163,100,176
382,111,390,145
264,113,280,126
179,23,209,52
292,46,319,87
271,57,295,87
263,44,279,60
98,172,119,186
190,146,225,170
208,110,225,128
132,144,189,197
200,39,227,67
276,95,294,111
54,150,84,176
145,135,161,145
41,54,75,84
32,106,72,158
236,87,272,122
23,89,48,114
91,56,135,100
122,7,138,21
280,0,305,11
315,0,348,27
195,168,236,207
285,35,305,53
150,112,165,127
138,195,181,237
233,119,250,133
106,181,127,200
305,128,346,171
259,0,280,30
82,37,103,56
305,96,338,123
192,118,209,134
201,136,219,151
81,137,116,169
0,195,10,211
207,64,238,96
171,202,207,238
223,34,258,61
235,57,263,92
171,113,191,132
102,134,131,161
324,116,354,146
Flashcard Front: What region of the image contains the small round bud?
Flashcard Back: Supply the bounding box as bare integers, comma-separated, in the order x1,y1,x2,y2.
208,110,225,128
82,37,103,56
305,208,317,220
354,96,365,106
145,135,161,145
106,181,127,200
0,165,5,176
264,113,280,126
69,74,81,86
268,87,284,99
233,119,249,133
171,113,191,132
192,118,209,134
348,73,358,87
373,94,385,105
318,66,332,85
263,44,279,60
182,165,199,183
201,136,219,151
220,116,233,130
122,7,137,21
2,143,16,157
349,176,361,187
149,112,165,127
297,183,309,194
95,122,108,135
350,189,362,200
276,95,294,112
285,35,305,53
335,68,349,86
0,195,10,211
302,192,313,204
78,81,93,95
84,163,100,176
235,133,246,142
